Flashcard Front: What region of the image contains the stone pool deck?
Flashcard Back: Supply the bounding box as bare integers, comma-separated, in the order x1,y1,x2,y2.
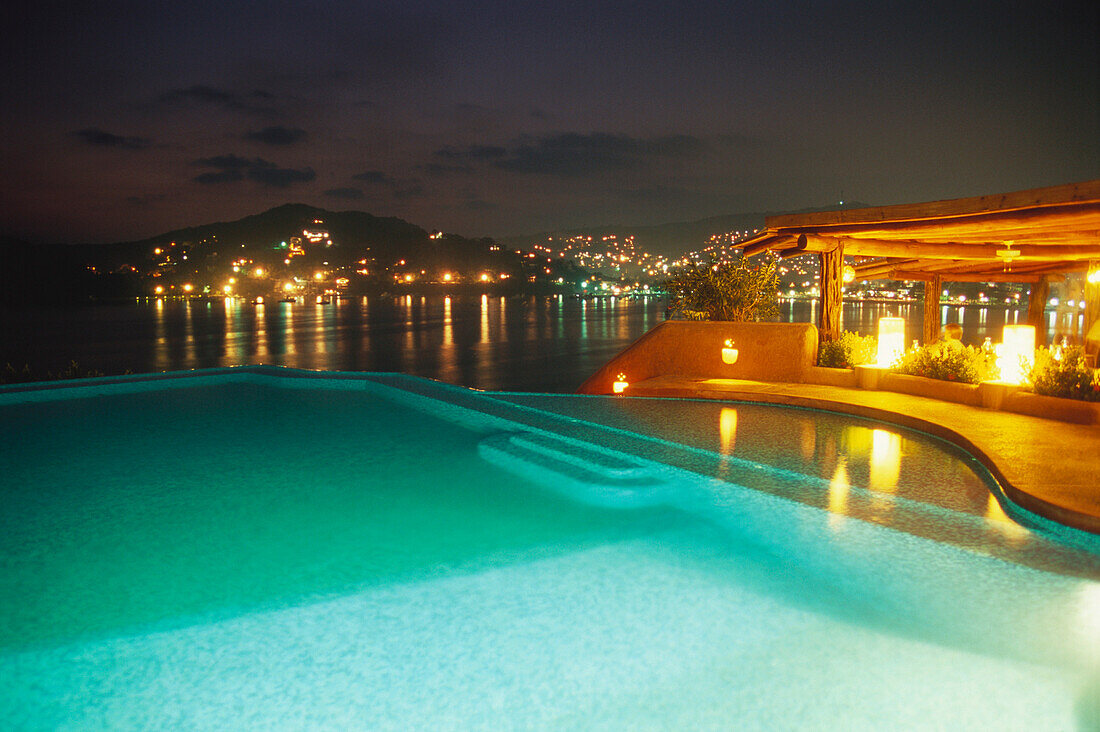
622,376,1100,535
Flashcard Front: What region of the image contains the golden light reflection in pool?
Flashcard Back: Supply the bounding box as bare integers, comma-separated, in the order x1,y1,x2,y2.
828,457,850,529
719,408,737,455
984,494,1031,546
800,420,816,462
869,429,901,493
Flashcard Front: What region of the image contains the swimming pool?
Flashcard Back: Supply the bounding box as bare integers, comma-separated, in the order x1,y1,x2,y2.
2,367,1098,728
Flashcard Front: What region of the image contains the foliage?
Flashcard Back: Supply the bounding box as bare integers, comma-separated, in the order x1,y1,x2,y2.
1,361,105,385
1026,345,1100,401
663,255,780,322
817,330,878,369
893,342,997,384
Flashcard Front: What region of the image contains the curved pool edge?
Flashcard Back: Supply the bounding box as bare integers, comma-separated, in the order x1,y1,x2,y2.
600,384,1100,539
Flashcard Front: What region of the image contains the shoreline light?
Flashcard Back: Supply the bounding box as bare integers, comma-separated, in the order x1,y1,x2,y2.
612,373,629,394
876,317,906,367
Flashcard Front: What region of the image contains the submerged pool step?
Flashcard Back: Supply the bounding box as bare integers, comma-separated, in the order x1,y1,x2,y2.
478,431,670,509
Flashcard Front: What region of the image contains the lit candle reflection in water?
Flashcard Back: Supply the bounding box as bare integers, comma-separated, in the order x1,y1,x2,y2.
984,494,1030,545
828,457,850,529
719,408,737,454
800,420,816,462
869,429,901,493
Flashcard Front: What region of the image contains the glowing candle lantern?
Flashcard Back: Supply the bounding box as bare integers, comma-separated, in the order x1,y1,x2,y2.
998,324,1036,384
721,339,739,364
612,373,629,394
876,317,906,366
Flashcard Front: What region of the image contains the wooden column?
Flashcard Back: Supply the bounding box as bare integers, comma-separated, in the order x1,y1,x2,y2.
922,273,942,345
1027,275,1050,346
1086,261,1100,343
818,243,843,343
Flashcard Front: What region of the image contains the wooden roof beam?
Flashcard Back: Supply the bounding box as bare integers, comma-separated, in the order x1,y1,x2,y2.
765,181,1100,229
799,235,1100,261
740,233,795,258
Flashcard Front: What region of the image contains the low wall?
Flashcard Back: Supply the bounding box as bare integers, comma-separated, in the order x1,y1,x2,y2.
1002,391,1100,425
577,320,819,395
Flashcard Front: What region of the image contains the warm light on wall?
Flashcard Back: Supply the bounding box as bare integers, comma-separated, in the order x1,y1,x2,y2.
721,339,739,364
612,373,629,394
876,317,905,366
998,324,1036,384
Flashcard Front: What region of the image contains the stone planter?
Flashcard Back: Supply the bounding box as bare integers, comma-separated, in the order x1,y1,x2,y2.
1001,391,1100,425
806,366,859,388
877,372,983,406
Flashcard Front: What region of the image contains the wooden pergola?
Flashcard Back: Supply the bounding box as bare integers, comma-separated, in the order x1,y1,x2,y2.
739,180,1100,346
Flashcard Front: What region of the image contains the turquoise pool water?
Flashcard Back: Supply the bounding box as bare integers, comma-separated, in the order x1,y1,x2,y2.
1,369,1098,729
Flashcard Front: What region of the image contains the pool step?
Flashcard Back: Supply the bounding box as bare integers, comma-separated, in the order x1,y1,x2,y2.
478,431,670,509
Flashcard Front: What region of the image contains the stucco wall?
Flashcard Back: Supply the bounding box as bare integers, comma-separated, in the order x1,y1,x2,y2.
577,320,819,394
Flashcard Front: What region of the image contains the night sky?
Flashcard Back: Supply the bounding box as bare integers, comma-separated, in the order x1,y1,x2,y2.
2,0,1097,244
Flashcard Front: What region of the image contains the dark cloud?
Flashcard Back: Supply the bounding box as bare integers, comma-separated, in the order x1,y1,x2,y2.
192,154,314,187
193,154,254,170
193,170,245,185
420,162,473,176
244,126,307,146
72,128,151,150
464,199,497,210
434,145,504,160
494,133,706,176
430,134,706,178
125,194,167,207
351,170,395,184
246,164,315,188
468,145,506,159
392,184,425,199
323,187,364,199
158,85,278,115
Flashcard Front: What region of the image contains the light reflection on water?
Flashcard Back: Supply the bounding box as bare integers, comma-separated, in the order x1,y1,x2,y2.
5,295,1068,392
8,295,669,392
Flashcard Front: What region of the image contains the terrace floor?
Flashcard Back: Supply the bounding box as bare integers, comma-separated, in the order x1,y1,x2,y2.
624,376,1100,535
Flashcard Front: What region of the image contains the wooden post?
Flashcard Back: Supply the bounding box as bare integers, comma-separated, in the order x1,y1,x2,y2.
922,273,942,344
819,243,843,343
1086,260,1100,345
1027,275,1050,346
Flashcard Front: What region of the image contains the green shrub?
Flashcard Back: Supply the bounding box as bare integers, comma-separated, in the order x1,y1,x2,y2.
817,331,878,369
1026,346,1100,401
893,342,997,384
664,255,780,322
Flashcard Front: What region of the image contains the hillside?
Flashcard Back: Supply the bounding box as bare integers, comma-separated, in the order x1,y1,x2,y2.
500,202,871,259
